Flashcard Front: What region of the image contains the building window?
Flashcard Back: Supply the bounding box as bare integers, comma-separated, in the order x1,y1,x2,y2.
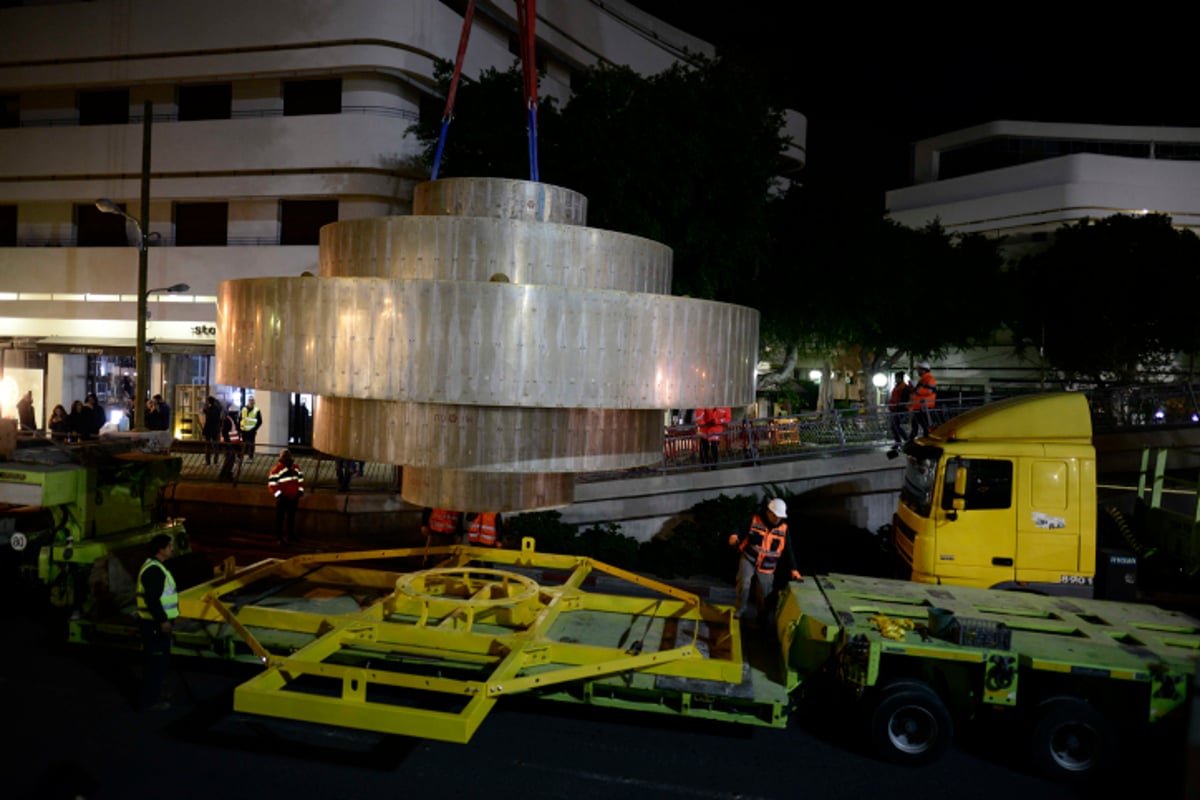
76,203,131,247
0,95,17,129
79,88,130,126
175,202,228,246
283,78,342,116
178,84,232,121
0,205,15,246
280,200,337,245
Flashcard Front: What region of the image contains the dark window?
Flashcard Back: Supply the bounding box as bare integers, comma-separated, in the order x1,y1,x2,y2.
79,88,130,126
283,78,342,116
0,205,16,246
943,458,1013,511
280,200,337,245
76,203,132,247
0,95,17,129
178,84,232,121
175,202,228,246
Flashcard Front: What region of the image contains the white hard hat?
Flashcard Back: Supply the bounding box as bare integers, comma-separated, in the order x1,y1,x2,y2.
917,361,931,370
768,498,788,519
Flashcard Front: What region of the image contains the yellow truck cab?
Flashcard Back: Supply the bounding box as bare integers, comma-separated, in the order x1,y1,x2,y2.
892,393,1098,595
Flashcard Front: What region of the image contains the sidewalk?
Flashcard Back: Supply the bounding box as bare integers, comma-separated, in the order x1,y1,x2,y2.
170,441,399,493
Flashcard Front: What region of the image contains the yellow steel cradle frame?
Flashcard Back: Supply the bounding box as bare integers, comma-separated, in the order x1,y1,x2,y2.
175,538,780,743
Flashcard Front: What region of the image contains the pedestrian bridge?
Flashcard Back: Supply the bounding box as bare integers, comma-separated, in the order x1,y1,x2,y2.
168,385,1200,544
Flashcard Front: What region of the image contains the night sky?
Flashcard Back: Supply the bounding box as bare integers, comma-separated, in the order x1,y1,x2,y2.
627,4,1200,206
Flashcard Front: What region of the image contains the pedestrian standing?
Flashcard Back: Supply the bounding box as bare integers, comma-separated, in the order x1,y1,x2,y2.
240,396,262,458
694,407,731,467
218,404,240,480
888,371,913,446
16,390,36,431
201,396,222,465
466,511,505,548
728,498,801,626
908,361,938,441
152,393,172,435
84,393,106,435
268,449,304,544
336,458,355,491
421,507,463,547
136,533,178,711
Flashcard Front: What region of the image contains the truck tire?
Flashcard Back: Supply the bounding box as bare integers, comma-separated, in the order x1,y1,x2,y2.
1030,697,1115,782
868,679,953,766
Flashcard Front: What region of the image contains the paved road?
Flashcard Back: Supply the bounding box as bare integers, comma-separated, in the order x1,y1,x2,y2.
8,596,1190,800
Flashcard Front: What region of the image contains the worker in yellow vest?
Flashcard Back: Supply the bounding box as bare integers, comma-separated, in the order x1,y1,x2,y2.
239,395,263,458
136,533,178,711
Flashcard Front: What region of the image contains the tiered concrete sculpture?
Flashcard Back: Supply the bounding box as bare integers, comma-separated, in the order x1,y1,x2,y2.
217,178,758,511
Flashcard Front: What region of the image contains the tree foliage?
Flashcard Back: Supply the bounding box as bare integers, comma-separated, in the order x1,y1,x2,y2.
1012,214,1200,384
411,57,1012,401
412,57,791,301
760,183,1011,403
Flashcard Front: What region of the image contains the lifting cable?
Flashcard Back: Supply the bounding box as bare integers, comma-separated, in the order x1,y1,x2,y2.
430,0,477,181
515,0,540,182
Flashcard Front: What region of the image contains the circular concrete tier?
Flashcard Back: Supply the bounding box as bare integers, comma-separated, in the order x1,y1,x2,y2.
413,177,587,225
216,176,760,512
399,466,576,512
216,277,759,409
314,398,662,471
319,216,672,294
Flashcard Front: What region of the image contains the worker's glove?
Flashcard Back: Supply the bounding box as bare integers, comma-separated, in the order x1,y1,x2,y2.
727,533,739,547
790,569,803,581
273,490,281,498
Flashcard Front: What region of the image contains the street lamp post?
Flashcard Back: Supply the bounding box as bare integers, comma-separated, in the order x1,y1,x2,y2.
95,100,153,429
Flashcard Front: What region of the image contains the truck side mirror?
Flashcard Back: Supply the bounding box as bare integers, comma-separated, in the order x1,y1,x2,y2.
946,460,968,520
953,466,968,499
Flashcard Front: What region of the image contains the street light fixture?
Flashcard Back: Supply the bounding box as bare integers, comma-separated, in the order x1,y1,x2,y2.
95,196,153,429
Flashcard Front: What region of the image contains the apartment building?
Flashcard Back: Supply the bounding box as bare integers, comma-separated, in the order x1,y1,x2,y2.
882,120,1200,393
0,0,806,442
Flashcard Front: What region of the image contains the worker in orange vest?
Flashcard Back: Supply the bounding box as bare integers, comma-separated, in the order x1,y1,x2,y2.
466,512,504,548
728,497,801,626
421,507,463,546
887,371,913,445
694,407,731,467
908,361,938,441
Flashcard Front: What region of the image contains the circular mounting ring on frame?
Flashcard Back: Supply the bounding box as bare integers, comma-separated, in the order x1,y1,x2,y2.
394,567,542,630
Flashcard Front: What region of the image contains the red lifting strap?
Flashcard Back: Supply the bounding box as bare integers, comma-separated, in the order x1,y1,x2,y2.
515,0,538,108
441,0,477,121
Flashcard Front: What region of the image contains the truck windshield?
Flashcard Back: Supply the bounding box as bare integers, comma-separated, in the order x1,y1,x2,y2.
899,444,942,518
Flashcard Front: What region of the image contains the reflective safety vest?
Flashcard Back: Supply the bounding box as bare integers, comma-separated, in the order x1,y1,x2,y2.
909,372,937,411
467,512,499,546
695,407,731,442
429,508,460,535
738,513,788,574
136,559,179,620
240,405,261,432
268,462,305,499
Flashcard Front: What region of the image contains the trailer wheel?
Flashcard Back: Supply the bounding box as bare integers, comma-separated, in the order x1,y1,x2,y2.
1030,698,1114,781
868,680,953,766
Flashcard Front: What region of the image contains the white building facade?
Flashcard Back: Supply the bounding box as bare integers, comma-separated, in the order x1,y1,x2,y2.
883,120,1200,394
0,0,806,441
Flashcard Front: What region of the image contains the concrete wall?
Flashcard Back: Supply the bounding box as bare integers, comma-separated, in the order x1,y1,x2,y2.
568,451,904,541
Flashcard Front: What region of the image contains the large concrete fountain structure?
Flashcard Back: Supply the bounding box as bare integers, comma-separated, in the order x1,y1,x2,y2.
217,177,759,512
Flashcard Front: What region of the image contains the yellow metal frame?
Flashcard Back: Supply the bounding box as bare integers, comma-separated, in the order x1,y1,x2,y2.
176,538,746,743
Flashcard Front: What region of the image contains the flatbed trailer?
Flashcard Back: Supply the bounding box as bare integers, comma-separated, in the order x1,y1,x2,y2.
780,572,1199,777
158,538,1198,782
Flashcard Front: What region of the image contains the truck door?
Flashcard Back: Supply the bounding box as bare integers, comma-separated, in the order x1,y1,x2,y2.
1015,458,1085,582
934,457,1016,587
